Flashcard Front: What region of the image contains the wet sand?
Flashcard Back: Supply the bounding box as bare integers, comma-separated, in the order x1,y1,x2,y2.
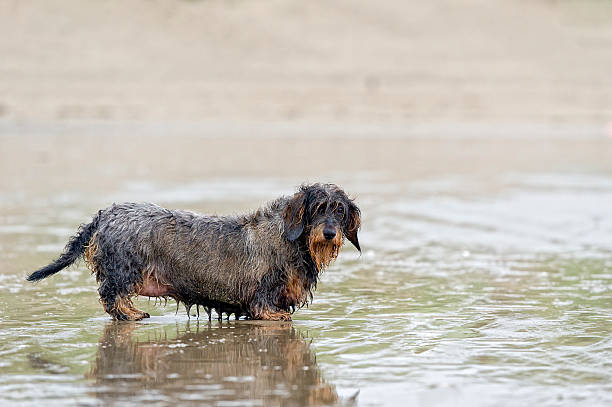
1,0,612,124
2,121,612,200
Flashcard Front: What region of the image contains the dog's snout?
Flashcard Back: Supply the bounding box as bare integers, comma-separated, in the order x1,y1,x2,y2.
323,228,336,240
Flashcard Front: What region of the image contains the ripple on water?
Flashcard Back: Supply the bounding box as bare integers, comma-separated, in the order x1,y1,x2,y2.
0,172,611,406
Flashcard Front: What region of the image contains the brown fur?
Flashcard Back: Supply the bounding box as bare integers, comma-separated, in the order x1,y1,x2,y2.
84,233,99,275
104,296,150,321
308,224,342,272
28,183,361,321
282,270,309,309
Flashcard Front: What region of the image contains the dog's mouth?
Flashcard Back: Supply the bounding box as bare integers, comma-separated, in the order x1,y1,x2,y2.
308,224,342,271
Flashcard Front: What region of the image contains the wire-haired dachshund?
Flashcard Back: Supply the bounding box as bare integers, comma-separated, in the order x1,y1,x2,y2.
28,183,361,321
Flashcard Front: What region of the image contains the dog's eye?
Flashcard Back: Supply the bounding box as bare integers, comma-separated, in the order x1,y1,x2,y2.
336,206,344,216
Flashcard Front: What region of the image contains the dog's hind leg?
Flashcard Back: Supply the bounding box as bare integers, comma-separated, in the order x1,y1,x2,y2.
93,248,150,321
102,295,150,321
99,277,150,321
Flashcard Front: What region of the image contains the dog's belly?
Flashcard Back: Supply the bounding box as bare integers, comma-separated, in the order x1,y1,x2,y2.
137,275,174,297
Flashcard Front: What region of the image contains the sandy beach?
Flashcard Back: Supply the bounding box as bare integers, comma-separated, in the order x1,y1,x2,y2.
1,0,611,125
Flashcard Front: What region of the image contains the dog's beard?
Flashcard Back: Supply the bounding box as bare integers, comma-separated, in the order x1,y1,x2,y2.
308,225,342,272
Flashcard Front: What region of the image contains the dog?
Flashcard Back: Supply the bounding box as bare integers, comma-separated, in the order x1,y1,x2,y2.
27,183,361,321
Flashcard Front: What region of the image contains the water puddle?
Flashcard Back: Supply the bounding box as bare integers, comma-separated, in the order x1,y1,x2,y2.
1,131,611,406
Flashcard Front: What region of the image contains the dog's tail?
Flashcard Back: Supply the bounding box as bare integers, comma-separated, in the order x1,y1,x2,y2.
26,212,101,282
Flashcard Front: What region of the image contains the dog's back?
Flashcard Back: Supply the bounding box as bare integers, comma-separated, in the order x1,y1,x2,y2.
92,203,268,308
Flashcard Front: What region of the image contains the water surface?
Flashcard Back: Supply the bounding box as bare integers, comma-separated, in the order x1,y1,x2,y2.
1,128,611,406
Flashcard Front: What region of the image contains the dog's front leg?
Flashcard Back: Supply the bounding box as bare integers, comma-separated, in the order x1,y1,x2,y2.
249,273,292,321
248,297,292,321
256,308,292,321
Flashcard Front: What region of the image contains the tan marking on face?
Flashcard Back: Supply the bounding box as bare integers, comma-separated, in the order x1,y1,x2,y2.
308,224,342,271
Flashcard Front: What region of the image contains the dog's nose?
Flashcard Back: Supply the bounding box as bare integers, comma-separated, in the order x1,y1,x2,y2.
323,228,336,240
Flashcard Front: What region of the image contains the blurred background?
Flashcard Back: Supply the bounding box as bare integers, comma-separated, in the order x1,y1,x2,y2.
1,1,612,406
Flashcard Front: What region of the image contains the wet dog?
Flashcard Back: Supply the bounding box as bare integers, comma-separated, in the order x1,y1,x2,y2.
27,183,361,321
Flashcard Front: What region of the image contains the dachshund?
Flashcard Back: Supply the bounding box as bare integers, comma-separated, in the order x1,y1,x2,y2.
27,183,361,321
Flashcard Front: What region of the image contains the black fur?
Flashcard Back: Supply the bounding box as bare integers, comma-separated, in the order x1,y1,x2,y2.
27,183,361,321
27,212,100,282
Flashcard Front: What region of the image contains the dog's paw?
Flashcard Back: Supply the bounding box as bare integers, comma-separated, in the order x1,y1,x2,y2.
258,310,292,321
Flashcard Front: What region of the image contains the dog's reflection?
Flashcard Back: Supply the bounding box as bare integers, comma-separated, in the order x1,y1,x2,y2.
87,321,342,406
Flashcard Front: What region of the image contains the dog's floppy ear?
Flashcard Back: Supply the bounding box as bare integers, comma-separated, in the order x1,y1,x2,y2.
344,202,361,252
283,191,306,241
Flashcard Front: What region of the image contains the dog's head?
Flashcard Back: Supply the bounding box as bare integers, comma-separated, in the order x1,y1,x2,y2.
283,183,361,271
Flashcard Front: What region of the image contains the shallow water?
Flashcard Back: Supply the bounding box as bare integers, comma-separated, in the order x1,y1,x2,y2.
1,126,611,406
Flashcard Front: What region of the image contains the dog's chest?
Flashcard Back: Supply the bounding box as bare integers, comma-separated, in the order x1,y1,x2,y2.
280,270,309,307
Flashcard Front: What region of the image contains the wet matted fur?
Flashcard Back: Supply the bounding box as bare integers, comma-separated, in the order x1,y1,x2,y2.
27,183,361,321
